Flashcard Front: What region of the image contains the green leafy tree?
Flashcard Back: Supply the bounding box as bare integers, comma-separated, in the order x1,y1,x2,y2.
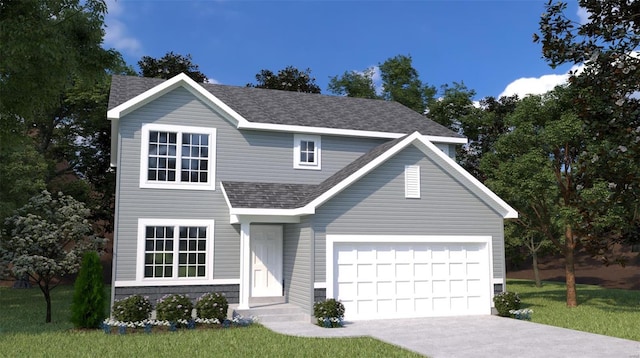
457,95,519,182
378,54,436,114
481,89,629,306
536,0,640,248
248,66,321,93
138,51,208,82
426,82,476,131
0,191,105,322
71,251,106,328
327,68,379,99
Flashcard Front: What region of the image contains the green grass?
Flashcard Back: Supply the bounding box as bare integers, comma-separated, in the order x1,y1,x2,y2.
508,279,640,341
0,285,421,357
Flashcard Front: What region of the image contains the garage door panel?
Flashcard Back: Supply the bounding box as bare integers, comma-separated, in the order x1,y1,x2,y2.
334,240,490,320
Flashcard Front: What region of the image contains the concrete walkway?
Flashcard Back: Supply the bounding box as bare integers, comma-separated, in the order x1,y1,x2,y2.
261,316,640,358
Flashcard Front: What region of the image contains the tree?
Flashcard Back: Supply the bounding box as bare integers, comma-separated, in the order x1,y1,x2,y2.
0,0,117,138
457,95,519,182
426,82,476,131
327,68,379,99
70,251,106,328
378,54,436,114
0,191,105,322
536,0,640,248
247,66,321,93
481,88,629,306
138,51,208,83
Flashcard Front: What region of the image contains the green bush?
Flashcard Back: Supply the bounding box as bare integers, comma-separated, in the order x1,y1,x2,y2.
493,291,521,317
156,294,193,322
112,295,152,322
70,251,106,328
313,298,345,328
195,292,228,322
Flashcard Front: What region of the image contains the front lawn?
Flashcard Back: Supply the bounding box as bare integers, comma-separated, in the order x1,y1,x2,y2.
507,279,640,341
0,285,422,357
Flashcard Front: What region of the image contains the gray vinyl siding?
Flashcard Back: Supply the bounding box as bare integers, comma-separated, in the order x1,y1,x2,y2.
114,87,383,284
283,219,313,313
114,284,239,304
312,146,506,283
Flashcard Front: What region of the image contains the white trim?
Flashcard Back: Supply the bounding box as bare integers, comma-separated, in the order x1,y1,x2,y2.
238,221,251,310
136,218,215,283
404,165,421,198
114,279,239,287
411,135,518,218
293,134,321,170
325,235,494,318
139,123,216,190
314,282,327,289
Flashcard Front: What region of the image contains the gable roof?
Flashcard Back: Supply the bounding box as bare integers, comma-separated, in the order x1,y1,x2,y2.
221,132,518,222
107,73,465,141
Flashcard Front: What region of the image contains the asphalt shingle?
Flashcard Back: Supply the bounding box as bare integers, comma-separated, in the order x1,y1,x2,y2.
108,75,463,138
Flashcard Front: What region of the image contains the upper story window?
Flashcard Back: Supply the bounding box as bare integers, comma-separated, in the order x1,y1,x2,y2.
293,134,321,170
140,124,216,190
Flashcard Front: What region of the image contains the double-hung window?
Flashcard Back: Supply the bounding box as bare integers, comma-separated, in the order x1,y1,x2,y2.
138,219,214,282
293,134,321,170
140,124,216,190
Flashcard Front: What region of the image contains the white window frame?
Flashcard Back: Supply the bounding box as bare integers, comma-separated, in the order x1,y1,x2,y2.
136,218,215,284
405,165,421,198
139,123,216,190
293,134,321,170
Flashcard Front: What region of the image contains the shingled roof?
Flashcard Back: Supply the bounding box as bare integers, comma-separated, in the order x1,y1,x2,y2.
108,75,463,138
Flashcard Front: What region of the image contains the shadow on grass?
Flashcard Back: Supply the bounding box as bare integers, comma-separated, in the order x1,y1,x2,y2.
507,279,640,313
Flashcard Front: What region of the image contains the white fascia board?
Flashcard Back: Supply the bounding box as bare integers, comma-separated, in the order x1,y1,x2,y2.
423,135,468,144
237,121,408,139
303,132,422,210
229,207,315,216
413,136,519,219
107,74,248,127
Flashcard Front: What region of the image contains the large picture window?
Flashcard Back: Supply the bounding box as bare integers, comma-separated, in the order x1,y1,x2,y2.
140,124,216,190
138,219,214,282
293,134,321,170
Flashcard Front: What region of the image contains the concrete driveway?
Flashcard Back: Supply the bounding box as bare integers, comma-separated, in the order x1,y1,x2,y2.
262,316,640,358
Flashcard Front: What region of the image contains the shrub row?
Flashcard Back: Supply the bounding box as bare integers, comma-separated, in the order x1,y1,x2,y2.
112,292,228,323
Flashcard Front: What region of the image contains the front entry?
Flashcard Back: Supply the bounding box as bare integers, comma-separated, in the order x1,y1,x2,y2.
250,225,283,297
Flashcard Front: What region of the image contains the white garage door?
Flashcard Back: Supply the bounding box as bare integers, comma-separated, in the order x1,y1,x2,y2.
333,240,491,320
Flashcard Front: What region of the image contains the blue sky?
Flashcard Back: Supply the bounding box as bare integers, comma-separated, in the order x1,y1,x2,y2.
104,0,586,100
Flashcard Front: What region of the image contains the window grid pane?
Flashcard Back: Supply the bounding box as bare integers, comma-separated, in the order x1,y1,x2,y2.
148,131,177,182
177,226,207,277
299,140,316,164
180,133,209,183
143,226,174,278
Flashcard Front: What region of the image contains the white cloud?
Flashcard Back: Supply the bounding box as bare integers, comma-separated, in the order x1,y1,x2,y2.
205,78,221,84
577,6,590,24
499,64,584,98
103,0,142,57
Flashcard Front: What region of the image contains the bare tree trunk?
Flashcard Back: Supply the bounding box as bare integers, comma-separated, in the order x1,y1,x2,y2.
532,250,542,288
565,225,577,307
39,281,52,323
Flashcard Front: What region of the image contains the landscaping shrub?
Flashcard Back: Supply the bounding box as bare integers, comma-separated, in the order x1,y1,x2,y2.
112,295,152,322
313,298,345,328
493,291,521,317
70,251,107,328
195,292,228,322
156,294,193,323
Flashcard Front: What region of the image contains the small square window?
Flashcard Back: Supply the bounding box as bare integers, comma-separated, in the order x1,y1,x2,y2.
294,134,321,170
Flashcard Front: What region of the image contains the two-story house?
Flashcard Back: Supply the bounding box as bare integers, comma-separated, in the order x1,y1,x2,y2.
107,73,516,321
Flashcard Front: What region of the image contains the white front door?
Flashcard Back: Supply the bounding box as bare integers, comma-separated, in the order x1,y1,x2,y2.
251,225,283,297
